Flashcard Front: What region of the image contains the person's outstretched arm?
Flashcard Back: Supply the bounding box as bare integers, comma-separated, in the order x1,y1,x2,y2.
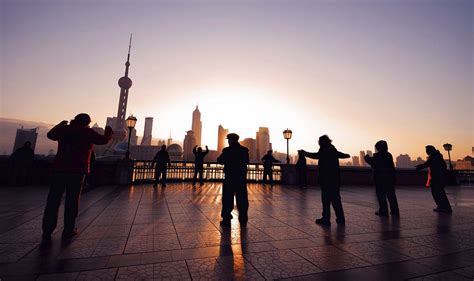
415,159,430,170
204,145,209,155
87,126,113,145
337,151,350,159
364,155,375,166
47,120,68,141
193,146,197,154
302,150,320,159
273,156,281,163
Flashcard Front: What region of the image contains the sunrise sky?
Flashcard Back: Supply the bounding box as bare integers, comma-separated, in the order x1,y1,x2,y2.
1,0,472,159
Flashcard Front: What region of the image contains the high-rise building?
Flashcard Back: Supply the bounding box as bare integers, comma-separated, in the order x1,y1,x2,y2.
183,130,196,161
141,117,153,145
352,156,360,167
240,138,257,162
13,127,38,153
256,127,270,160
396,154,412,168
217,125,228,152
366,150,373,157
192,106,202,146
359,151,367,166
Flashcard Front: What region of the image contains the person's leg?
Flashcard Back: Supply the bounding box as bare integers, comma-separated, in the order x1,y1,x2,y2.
162,167,167,187
331,187,345,223
434,184,452,211
262,170,267,184
321,188,331,221
375,184,389,215
430,185,442,208
235,184,249,225
199,166,204,185
42,173,66,237
192,167,198,185
221,182,234,223
269,169,274,186
153,168,160,187
63,173,85,236
385,184,400,215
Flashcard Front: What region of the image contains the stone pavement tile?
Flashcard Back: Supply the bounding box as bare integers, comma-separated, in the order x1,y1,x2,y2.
292,246,370,271
0,228,43,243
153,234,181,251
455,265,474,278
270,238,320,250
36,271,79,281
153,261,190,280
244,249,322,279
233,242,277,254
187,255,264,280
76,268,118,281
349,249,411,265
407,271,472,281
92,237,128,257
124,235,153,254
260,226,312,240
0,243,37,263
116,264,153,281
106,253,143,268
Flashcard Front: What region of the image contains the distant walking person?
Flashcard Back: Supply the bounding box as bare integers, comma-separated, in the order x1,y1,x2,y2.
9,141,35,186
193,145,209,186
217,133,250,228
416,145,452,213
261,150,280,186
152,145,171,188
42,114,113,241
301,135,350,226
365,140,400,217
296,150,307,188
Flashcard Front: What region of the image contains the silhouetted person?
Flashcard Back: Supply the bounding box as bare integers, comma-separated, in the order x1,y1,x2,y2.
296,150,307,188
416,145,452,213
192,145,209,186
301,135,350,226
217,133,250,228
152,145,171,188
261,150,280,186
42,114,113,241
364,140,400,217
9,141,35,186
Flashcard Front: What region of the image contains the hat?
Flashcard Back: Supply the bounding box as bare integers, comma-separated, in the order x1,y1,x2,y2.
226,133,240,141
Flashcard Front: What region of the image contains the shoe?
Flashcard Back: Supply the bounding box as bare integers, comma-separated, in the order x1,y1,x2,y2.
336,219,345,225
375,211,389,217
62,228,79,240
220,220,231,227
315,218,331,226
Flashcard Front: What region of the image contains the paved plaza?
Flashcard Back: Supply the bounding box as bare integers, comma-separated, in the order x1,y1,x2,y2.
0,183,473,280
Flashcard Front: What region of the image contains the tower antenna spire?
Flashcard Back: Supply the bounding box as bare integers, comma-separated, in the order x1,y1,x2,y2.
125,33,132,77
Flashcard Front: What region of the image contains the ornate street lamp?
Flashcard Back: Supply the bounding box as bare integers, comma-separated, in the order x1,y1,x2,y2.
283,128,292,164
125,115,137,159
443,143,453,171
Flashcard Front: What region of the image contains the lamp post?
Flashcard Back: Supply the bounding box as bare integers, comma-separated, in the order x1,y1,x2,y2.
443,143,453,171
125,115,137,160
283,129,292,164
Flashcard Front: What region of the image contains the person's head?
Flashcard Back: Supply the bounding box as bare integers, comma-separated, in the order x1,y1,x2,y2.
298,150,304,156
23,141,32,148
267,150,273,155
425,145,437,156
161,144,167,151
226,133,239,145
375,140,388,153
318,135,332,147
72,113,91,127
197,147,202,152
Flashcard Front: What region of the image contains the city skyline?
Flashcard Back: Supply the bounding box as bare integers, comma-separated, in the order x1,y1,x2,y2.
1,0,472,160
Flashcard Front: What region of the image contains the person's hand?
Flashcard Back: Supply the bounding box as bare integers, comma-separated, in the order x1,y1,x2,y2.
205,145,208,149
194,145,198,148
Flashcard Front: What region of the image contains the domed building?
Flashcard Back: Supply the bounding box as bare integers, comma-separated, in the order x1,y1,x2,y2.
167,144,183,161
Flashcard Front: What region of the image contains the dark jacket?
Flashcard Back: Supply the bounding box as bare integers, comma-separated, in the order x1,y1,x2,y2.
365,152,396,185
9,146,35,167
305,144,350,187
416,151,447,187
47,122,113,174
261,154,280,169
153,150,171,168
193,147,209,165
296,155,307,169
217,143,249,182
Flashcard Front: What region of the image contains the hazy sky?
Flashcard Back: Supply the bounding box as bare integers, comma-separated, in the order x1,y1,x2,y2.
1,0,473,159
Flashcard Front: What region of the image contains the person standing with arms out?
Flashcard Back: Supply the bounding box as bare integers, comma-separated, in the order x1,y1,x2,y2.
365,140,400,217
42,113,113,241
296,150,308,188
192,145,209,186
301,135,350,226
152,145,171,188
416,145,452,213
217,133,250,228
261,150,280,186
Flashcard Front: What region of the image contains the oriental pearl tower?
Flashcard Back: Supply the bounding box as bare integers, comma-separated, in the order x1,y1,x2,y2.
113,35,133,144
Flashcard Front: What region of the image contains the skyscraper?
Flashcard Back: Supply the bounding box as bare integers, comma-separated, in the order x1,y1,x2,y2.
141,117,153,146
217,125,228,152
256,127,270,160
352,156,360,167
192,106,202,146
359,151,367,166
240,138,257,162
183,130,196,161
12,127,38,153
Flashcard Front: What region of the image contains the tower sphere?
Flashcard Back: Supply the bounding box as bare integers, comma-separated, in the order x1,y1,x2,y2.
118,76,132,89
